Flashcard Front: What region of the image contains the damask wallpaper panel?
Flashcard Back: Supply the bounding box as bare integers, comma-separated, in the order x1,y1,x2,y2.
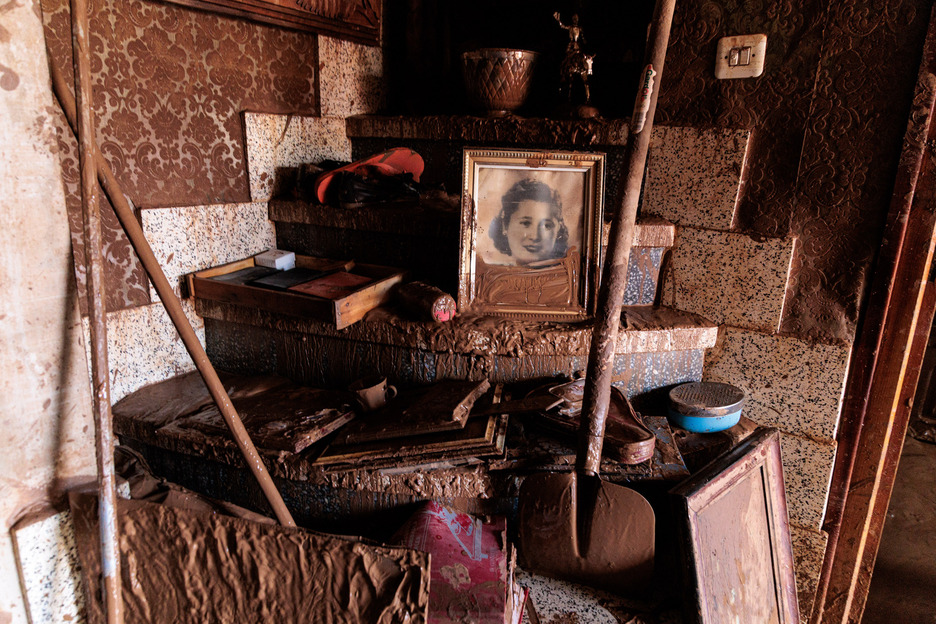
783,1,930,341
42,0,319,312
657,0,828,238
657,0,931,343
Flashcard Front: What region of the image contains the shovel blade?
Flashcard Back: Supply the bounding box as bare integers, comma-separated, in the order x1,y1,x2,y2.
518,472,655,593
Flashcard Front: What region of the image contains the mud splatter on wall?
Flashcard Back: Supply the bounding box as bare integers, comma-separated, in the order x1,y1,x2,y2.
41,0,319,312
42,0,932,340
657,0,930,343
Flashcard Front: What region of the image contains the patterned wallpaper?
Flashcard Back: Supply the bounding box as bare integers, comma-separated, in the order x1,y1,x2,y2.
785,1,928,341
42,0,319,312
43,0,931,339
656,0,930,343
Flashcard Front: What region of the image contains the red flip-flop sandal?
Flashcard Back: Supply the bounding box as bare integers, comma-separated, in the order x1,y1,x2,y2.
314,147,424,204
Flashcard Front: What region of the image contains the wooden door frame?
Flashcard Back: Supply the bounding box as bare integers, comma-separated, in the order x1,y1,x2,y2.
814,4,936,621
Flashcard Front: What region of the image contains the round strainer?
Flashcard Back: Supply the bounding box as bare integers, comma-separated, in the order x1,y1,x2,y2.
669,382,745,418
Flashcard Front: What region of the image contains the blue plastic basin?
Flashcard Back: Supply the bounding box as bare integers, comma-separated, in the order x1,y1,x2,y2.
667,382,745,433
667,407,742,433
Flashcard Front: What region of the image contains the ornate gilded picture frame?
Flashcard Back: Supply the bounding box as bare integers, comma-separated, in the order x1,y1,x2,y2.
458,149,605,321
160,0,381,46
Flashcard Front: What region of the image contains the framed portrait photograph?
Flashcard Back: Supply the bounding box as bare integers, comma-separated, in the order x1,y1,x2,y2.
458,149,605,320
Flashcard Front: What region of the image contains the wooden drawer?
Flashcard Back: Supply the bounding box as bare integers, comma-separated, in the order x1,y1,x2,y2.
187,254,406,329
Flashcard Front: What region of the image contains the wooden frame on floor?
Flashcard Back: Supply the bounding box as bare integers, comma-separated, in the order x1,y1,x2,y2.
672,429,799,624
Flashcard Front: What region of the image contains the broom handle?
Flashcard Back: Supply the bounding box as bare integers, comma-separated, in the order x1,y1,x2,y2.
47,52,296,528
577,0,676,476
69,0,123,619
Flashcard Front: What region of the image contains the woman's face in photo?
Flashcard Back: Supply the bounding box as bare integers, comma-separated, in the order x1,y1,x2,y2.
504,199,559,264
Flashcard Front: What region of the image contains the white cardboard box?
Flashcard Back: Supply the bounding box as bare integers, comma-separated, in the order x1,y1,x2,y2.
255,249,296,270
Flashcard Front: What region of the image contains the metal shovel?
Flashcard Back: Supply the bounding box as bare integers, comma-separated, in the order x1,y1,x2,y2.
518,0,676,593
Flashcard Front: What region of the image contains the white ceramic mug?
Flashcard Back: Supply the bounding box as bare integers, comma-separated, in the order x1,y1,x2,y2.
349,375,397,412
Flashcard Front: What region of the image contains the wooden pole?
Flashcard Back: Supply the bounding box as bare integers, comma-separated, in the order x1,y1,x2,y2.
68,0,122,621
577,0,676,475
47,53,296,529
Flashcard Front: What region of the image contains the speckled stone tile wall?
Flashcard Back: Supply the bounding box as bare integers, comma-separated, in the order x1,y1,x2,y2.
611,349,706,399
11,510,85,623
623,247,665,305
703,327,851,440
141,203,275,299
661,227,796,332
89,301,204,402
643,126,751,230
244,112,351,202
516,568,618,624
318,35,385,117
790,525,829,619
780,432,837,531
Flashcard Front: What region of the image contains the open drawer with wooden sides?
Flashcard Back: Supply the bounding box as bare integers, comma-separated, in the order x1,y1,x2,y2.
186,254,407,329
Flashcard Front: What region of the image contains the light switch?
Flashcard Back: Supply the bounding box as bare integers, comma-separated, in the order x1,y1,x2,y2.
716,34,766,79
729,46,752,66
729,47,741,66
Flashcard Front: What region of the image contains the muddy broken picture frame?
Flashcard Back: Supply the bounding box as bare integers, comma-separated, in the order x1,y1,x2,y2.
459,149,605,320
670,428,800,624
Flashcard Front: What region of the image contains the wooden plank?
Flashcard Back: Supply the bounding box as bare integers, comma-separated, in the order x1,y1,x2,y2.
333,270,406,329
314,413,505,466
157,385,357,454
817,6,936,619
189,254,405,329
849,280,936,619
338,380,491,444
318,415,510,473
183,257,255,301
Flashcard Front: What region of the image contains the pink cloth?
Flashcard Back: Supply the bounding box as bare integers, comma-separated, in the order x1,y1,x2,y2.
393,501,510,624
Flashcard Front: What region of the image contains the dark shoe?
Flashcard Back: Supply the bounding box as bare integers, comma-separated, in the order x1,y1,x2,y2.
605,387,656,464
334,169,420,209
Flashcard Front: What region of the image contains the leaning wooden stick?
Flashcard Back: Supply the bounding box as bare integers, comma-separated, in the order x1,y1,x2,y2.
69,0,123,620
47,51,296,529
577,0,675,475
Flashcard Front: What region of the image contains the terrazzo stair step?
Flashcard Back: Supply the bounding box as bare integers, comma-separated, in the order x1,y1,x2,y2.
334,114,678,305
270,198,459,295
269,199,674,306
197,299,717,401
603,217,673,306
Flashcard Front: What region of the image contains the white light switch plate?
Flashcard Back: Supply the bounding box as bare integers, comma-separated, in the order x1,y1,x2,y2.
715,34,767,79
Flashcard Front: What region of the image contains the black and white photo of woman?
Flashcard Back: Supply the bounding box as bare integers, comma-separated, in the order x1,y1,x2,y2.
488,179,570,265
474,167,584,268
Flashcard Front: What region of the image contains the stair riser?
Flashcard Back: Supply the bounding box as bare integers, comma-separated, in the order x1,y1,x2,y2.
205,319,703,401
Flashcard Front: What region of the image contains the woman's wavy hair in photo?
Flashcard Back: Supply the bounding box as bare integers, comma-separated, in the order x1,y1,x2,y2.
488,178,569,257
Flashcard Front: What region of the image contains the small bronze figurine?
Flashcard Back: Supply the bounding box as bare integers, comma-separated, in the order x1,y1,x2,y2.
554,12,598,118
555,11,585,52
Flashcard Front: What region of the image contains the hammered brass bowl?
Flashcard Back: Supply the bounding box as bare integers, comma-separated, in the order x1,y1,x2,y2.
462,48,539,116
